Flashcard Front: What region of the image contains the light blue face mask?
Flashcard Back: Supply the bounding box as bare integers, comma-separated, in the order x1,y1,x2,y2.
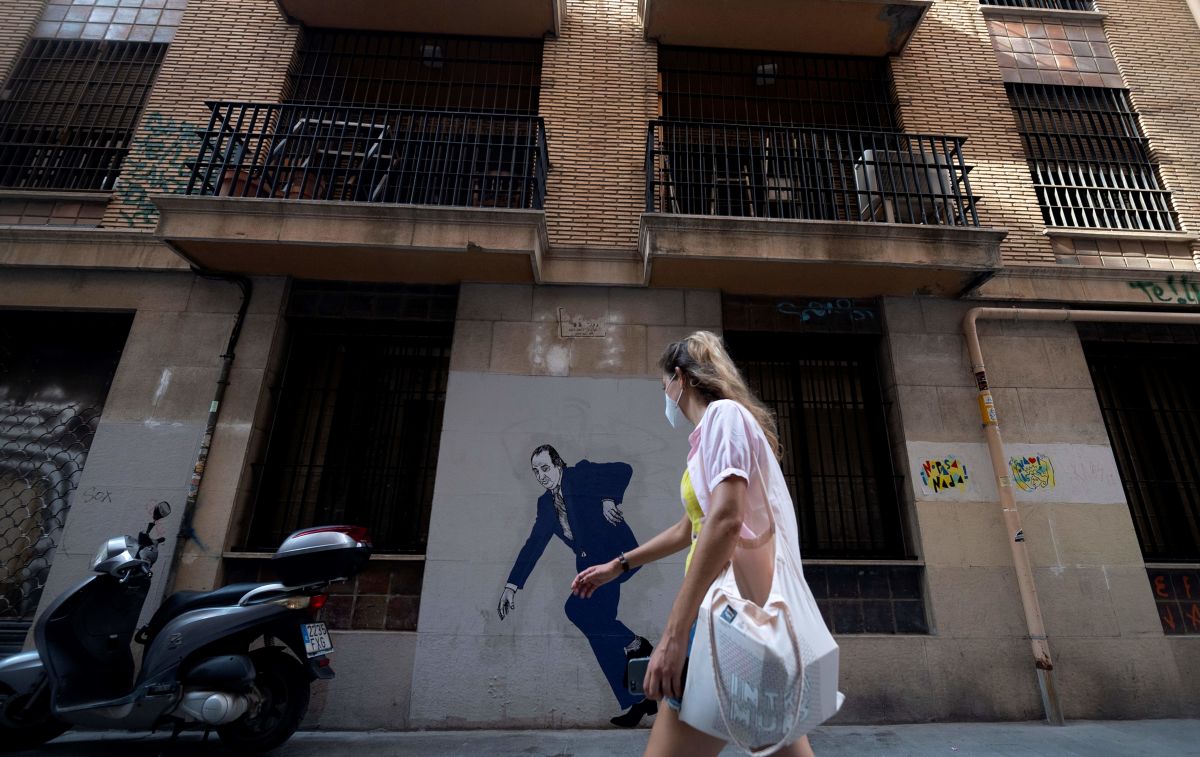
664,374,686,429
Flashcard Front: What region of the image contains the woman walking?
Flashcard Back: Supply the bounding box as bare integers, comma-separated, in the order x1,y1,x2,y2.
572,331,827,757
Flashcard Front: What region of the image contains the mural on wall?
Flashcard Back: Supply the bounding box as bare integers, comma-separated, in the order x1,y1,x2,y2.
919,457,970,494
496,444,656,727
1011,454,1056,492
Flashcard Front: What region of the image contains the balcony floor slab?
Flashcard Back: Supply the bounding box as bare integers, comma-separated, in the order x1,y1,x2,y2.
153,196,547,284
640,213,1006,297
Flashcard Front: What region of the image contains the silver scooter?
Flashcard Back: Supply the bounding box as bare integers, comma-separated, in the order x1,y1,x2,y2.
0,502,372,753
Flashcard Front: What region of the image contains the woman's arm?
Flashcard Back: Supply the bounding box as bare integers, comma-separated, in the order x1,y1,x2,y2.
625,514,692,568
570,515,691,598
644,475,746,701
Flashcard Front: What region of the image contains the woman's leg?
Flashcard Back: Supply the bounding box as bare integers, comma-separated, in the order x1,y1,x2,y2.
772,735,816,757
643,704,726,757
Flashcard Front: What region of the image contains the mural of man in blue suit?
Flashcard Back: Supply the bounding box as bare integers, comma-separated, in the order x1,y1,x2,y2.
497,444,656,727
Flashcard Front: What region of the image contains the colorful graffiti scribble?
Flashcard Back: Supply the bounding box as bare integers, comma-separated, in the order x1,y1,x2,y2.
920,457,970,493
1010,454,1055,492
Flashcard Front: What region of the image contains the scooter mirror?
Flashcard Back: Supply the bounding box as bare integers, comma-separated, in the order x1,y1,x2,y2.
153,501,172,520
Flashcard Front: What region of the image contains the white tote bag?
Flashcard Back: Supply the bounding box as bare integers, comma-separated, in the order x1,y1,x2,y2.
679,463,844,755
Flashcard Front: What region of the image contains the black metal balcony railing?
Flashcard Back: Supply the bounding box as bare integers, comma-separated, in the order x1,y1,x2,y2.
979,0,1095,10
185,102,549,210
646,120,980,227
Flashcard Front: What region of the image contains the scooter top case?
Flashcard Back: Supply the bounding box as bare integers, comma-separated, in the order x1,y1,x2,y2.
272,525,372,587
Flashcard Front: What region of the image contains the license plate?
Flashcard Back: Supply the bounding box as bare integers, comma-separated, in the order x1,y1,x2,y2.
301,622,333,658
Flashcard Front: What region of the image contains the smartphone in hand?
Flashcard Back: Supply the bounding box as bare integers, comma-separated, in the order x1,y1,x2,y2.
626,656,650,696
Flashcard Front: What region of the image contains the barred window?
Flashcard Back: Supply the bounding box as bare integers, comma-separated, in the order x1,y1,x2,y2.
1007,84,1178,232
0,39,167,191
1081,324,1200,564
980,0,1096,10
725,324,926,634
230,285,457,632
290,30,542,114
658,47,897,130
724,331,910,560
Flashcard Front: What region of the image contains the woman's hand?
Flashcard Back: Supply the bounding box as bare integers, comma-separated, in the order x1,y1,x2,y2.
571,559,621,598
643,628,688,701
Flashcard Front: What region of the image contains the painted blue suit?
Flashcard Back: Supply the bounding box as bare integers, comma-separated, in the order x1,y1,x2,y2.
507,460,642,708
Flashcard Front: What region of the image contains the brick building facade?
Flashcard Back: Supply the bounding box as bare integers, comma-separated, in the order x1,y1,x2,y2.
1,0,1199,731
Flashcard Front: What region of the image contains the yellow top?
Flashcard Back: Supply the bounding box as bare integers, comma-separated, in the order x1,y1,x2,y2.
681,469,703,574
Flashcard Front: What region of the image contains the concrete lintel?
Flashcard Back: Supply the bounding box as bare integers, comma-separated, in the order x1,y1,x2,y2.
152,195,547,284
0,225,187,271
641,212,1006,297
975,264,1200,307
1043,228,1200,243
275,0,562,38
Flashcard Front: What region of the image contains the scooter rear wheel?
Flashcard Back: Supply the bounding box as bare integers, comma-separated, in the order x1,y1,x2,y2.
216,648,309,755
0,683,69,751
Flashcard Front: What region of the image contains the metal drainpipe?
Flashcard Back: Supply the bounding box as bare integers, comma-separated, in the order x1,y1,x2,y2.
166,270,253,592
963,305,1200,726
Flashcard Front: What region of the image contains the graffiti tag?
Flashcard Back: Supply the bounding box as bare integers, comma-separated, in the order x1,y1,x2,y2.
1129,275,1200,306
115,112,200,228
81,487,113,504
777,299,877,323
1010,454,1055,492
920,457,969,493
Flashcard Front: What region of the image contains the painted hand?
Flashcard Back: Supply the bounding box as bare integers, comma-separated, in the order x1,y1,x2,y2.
602,498,625,525
497,586,517,620
643,631,687,702
571,559,621,599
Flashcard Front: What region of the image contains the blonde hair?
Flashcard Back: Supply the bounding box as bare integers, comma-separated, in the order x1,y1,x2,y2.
657,331,782,461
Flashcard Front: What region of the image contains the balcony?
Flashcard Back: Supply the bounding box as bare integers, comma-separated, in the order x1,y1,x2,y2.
639,0,932,56
274,0,563,38
641,120,1006,296
155,101,549,283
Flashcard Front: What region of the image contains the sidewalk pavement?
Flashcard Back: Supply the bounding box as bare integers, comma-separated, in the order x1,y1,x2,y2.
23,720,1200,756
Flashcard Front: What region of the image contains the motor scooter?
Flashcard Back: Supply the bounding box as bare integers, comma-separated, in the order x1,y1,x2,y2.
0,501,371,753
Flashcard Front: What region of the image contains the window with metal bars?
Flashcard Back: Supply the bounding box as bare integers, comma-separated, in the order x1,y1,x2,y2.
658,47,897,129
724,331,910,560
980,0,1096,10
0,39,167,191
289,30,542,113
1080,325,1200,564
1006,84,1178,231
243,313,453,557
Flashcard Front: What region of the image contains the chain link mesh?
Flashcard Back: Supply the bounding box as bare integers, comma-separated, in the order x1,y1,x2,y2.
0,310,129,654
0,402,102,627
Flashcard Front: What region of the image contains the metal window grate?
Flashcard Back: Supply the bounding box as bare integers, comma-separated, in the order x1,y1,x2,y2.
243,308,454,555
646,121,980,226
0,39,167,191
980,0,1096,9
1081,329,1200,563
658,47,897,130
290,30,542,114
1007,84,1178,231
725,332,911,560
806,564,927,634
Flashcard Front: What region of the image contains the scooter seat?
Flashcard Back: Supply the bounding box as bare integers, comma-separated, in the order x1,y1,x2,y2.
140,583,263,644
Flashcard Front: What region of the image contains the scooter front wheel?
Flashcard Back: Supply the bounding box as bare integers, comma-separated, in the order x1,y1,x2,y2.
0,683,69,751
216,648,309,755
